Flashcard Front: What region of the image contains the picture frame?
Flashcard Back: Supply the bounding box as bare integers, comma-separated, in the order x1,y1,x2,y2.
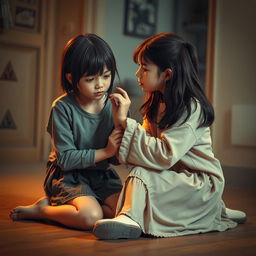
10,0,41,33
123,0,158,38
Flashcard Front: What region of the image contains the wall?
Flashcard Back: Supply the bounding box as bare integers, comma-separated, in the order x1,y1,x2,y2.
53,0,84,97
43,0,85,160
0,0,49,162
0,0,86,162
103,0,174,82
212,0,256,168
100,0,175,121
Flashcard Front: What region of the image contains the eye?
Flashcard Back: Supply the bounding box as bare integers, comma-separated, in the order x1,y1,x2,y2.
139,65,148,72
103,73,111,79
85,77,94,82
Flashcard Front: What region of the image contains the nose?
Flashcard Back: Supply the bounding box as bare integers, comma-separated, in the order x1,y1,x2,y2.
95,77,104,89
135,68,141,78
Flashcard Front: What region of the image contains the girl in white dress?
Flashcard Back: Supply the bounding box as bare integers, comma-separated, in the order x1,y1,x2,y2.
93,33,246,239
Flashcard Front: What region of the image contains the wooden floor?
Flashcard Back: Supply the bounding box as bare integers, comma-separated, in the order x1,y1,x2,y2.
0,162,255,256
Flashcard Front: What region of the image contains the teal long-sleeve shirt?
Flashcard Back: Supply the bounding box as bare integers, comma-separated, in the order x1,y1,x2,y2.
47,93,115,171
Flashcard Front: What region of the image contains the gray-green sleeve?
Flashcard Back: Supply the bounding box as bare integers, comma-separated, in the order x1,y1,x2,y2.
48,102,96,171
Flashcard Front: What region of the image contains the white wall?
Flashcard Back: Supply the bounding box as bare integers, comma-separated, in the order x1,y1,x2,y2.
103,0,175,83
96,0,175,121
212,0,256,168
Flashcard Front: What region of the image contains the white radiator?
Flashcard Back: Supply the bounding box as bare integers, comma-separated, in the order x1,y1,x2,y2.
231,105,256,147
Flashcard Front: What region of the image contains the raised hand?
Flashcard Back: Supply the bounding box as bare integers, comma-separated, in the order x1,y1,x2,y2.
109,87,131,128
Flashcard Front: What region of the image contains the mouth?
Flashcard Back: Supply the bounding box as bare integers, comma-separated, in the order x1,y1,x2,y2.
94,91,104,96
138,81,143,86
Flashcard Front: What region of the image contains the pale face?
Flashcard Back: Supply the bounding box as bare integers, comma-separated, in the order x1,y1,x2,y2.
76,66,111,101
135,59,167,93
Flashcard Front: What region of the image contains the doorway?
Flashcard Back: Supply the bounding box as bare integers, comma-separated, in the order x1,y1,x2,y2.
174,0,215,100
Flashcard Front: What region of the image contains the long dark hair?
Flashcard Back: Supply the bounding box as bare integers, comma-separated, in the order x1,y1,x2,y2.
61,33,118,96
133,33,214,129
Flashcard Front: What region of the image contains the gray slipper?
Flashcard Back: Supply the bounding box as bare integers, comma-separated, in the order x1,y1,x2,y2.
93,220,142,240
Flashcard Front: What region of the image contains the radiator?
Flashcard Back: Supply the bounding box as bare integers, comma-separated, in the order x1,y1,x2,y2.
231,105,256,147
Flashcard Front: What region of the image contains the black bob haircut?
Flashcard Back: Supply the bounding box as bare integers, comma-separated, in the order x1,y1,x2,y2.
61,34,118,95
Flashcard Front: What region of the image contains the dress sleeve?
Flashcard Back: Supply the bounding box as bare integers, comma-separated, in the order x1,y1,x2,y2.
118,103,201,170
48,102,95,171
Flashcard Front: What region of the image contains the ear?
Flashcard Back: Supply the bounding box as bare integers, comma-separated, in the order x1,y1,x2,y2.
65,73,72,84
163,68,172,81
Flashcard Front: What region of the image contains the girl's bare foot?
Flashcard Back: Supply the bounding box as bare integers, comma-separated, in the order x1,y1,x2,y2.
10,196,50,221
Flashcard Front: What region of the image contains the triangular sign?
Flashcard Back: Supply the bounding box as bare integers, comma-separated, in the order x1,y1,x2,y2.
0,109,17,129
0,61,18,81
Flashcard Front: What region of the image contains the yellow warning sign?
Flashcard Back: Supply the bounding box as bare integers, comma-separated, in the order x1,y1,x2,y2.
0,61,17,81
0,109,17,129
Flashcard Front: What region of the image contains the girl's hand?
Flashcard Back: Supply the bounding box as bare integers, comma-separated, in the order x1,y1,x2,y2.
105,127,124,157
109,87,131,128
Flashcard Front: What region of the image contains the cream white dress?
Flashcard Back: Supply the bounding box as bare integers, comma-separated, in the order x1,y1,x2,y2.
116,101,237,237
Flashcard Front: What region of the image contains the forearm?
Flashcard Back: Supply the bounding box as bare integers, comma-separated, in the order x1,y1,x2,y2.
114,118,127,129
118,118,197,170
94,148,112,163
121,119,127,129
56,148,113,171
57,149,95,170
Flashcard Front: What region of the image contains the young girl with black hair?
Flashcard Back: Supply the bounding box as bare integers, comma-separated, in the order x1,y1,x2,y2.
93,33,246,239
10,34,123,230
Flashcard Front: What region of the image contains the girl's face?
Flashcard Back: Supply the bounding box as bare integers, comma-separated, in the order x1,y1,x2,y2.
76,66,111,100
135,59,168,93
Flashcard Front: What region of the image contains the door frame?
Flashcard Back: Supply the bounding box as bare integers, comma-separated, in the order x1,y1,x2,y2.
205,0,216,103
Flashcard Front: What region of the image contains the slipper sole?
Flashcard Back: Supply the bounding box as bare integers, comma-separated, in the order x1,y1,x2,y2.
93,221,142,240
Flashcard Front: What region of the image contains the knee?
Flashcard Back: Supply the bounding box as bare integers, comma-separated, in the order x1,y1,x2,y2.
79,209,103,229
130,166,148,177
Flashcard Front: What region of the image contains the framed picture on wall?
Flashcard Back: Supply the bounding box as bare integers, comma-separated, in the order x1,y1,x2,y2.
10,0,41,33
123,0,158,38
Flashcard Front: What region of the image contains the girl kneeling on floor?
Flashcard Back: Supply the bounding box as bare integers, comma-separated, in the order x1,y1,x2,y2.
93,33,246,239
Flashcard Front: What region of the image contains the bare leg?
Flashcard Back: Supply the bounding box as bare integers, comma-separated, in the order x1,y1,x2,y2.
102,192,120,218
93,178,142,239
10,196,103,230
